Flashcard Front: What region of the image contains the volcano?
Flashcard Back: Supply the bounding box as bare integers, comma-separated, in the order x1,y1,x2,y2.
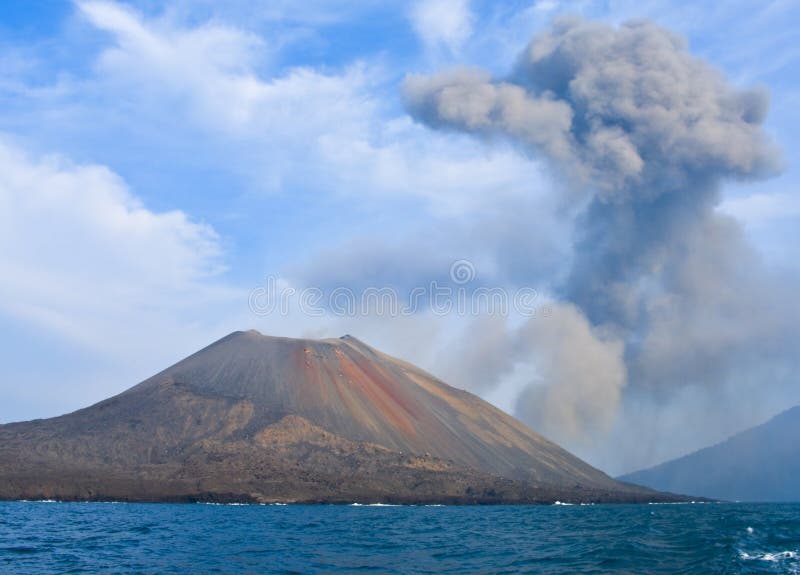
619,405,800,502
0,331,676,503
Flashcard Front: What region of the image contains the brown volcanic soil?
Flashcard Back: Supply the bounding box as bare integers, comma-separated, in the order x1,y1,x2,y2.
0,331,681,504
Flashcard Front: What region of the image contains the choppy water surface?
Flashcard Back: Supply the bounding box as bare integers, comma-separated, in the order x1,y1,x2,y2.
1,501,799,574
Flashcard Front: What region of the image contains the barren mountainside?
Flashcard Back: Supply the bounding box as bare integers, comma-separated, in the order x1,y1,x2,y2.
0,330,677,503
619,405,800,502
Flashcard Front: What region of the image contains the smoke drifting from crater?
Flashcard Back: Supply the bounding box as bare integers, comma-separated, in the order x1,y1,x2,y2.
404,17,796,455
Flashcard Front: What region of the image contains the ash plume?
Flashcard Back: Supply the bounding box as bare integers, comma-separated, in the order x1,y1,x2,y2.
404,17,797,459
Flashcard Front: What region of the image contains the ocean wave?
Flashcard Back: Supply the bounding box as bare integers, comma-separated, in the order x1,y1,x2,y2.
740,550,799,562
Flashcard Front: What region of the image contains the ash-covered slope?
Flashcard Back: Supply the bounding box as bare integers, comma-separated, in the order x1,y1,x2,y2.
0,331,674,503
619,406,800,502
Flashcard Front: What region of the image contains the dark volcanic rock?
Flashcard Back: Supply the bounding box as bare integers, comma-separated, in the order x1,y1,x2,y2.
0,331,679,504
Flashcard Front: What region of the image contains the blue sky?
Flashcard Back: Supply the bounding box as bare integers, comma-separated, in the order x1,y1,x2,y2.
1,0,798,474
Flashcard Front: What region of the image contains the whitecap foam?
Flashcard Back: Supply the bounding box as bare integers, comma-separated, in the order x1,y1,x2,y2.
740,550,799,562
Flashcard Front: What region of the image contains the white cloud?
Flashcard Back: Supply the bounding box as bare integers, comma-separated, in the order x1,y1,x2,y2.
719,191,800,227
74,1,549,216
533,0,560,13
166,0,389,27
409,0,474,54
0,135,239,359
79,0,279,132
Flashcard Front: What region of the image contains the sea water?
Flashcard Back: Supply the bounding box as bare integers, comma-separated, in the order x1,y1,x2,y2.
1,501,799,574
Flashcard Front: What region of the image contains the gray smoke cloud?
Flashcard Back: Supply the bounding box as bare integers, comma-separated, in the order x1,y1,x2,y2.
515,303,627,442
405,18,777,203
404,17,797,462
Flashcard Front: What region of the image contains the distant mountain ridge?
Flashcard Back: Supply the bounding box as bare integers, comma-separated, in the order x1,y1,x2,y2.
619,405,800,502
0,330,681,504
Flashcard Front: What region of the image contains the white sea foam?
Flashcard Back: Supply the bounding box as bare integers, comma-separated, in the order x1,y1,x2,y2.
740,550,799,562
647,501,711,505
